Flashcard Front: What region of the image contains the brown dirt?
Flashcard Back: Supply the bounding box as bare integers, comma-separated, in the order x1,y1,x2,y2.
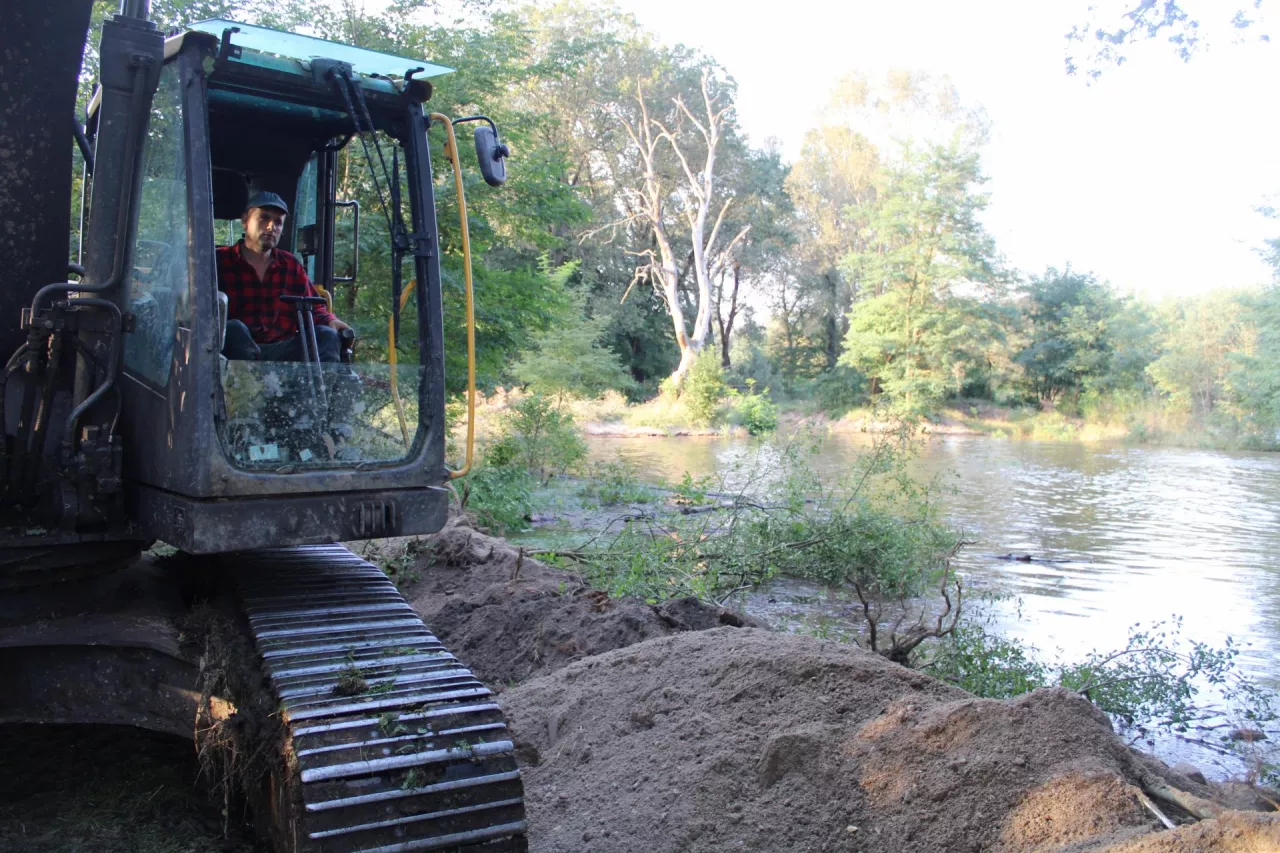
391,518,1279,853
500,629,1280,853
400,517,767,687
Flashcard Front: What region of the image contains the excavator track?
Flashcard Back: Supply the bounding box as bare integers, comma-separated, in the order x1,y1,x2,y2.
233,544,527,853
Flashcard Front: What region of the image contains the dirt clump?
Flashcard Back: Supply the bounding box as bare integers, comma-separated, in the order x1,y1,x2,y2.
400,517,765,686
500,628,1280,853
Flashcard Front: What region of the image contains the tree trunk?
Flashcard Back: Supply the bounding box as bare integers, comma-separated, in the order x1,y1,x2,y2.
716,262,741,369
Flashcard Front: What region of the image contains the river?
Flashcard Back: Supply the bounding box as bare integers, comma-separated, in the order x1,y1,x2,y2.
582,433,1280,776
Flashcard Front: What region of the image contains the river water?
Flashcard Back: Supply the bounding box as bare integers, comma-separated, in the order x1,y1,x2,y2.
584,434,1280,775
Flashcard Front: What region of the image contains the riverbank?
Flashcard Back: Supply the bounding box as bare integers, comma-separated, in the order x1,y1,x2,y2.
466,390,1277,449
392,518,1280,852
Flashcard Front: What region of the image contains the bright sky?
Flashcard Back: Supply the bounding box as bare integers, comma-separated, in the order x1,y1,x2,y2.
608,0,1280,299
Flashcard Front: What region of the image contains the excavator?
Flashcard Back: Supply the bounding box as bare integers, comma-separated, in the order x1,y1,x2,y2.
1,1,525,850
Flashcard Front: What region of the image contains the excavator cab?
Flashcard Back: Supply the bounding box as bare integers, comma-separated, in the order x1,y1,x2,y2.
1,6,527,851
4,12,501,555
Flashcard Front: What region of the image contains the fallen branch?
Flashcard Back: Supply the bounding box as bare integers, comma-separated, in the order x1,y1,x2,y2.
1140,773,1224,821
1134,787,1177,829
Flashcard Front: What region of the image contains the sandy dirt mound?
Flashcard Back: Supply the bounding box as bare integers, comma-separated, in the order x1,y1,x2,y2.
401,517,766,686
1097,810,1280,851
501,628,1280,853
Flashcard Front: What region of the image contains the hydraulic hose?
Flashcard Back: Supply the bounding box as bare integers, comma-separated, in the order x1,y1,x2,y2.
430,114,476,479
385,117,476,472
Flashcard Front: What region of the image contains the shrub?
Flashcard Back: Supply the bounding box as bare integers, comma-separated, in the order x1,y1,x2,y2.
680,348,727,426
927,621,1049,699
926,614,1278,769
461,464,534,535
580,456,654,506
671,471,713,506
729,382,778,435
488,393,587,483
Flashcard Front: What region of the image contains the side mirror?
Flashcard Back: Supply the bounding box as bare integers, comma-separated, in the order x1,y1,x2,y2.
473,125,509,187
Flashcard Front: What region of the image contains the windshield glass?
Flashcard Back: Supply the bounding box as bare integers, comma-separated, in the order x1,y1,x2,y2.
215,127,425,472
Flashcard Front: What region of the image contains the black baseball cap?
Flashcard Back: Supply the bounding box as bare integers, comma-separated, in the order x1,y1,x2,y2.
244,191,288,215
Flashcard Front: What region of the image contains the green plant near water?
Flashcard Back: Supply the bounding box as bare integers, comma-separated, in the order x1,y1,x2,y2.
671,471,713,506
925,614,1278,781
536,423,961,625
728,380,779,435
924,620,1049,699
463,463,535,534
486,393,587,483
678,348,728,427
579,456,655,506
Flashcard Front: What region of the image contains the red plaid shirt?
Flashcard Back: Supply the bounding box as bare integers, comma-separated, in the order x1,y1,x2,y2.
216,241,334,344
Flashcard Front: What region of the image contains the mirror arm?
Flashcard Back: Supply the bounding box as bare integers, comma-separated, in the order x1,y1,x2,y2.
452,115,510,156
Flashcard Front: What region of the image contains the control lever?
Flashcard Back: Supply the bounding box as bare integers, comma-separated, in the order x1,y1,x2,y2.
339,327,355,364
280,295,329,411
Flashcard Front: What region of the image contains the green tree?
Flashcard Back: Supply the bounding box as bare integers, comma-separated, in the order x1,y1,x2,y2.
512,264,637,399
1067,0,1272,78
1147,291,1251,416
838,141,1003,413
1226,286,1280,432
1016,267,1123,408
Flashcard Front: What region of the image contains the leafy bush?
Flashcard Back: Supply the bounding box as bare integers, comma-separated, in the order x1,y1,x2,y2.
671,471,713,506
462,464,535,535
488,393,587,483
580,456,655,506
926,614,1278,767
729,382,779,435
680,348,727,426
927,622,1049,699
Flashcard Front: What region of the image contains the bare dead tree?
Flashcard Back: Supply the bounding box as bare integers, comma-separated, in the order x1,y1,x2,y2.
608,69,745,386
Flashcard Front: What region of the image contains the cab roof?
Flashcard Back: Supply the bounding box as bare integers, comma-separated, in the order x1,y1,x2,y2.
189,19,453,81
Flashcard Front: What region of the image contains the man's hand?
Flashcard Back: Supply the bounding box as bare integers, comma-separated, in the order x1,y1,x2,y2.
329,317,351,335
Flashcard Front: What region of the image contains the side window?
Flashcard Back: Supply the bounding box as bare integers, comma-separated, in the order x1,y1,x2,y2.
126,62,189,386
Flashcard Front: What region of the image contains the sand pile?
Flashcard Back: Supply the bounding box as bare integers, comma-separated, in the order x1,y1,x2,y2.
404,518,1279,852
503,629,1280,853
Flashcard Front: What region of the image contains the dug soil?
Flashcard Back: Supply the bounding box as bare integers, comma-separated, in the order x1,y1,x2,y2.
398,517,1280,853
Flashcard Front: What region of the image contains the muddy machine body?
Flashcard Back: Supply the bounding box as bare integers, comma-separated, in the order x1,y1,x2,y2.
0,2,525,849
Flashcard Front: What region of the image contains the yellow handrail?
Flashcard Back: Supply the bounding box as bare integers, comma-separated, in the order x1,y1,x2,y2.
432,114,477,479
387,114,476,476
